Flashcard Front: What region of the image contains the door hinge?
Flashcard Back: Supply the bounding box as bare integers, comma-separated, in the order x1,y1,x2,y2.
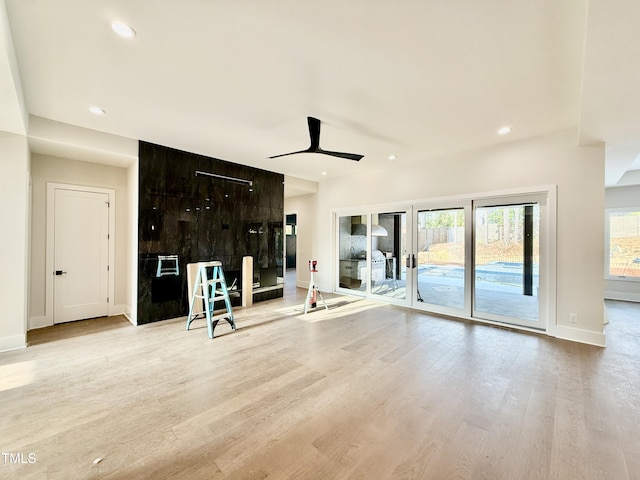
107,297,110,303
107,265,110,271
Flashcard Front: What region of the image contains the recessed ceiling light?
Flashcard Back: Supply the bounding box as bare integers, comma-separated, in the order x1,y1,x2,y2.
388,154,397,161
321,171,328,176
89,106,105,115
497,126,512,135
110,20,136,38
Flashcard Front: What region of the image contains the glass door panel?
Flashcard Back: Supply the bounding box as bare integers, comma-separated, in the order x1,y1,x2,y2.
473,202,540,328
337,214,368,293
415,208,466,312
369,212,407,302
335,192,549,334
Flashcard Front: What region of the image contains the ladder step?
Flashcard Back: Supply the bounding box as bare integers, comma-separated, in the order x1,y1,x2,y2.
209,295,229,302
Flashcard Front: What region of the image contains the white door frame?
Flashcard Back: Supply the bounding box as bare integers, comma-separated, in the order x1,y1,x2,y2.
45,183,116,326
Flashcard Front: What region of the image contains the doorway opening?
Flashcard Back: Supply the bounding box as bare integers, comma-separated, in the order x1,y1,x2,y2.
285,213,298,292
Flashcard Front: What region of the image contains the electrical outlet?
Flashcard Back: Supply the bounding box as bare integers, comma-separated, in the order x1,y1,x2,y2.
569,313,578,323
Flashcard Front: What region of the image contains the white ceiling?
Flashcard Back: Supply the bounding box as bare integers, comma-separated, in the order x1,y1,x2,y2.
3,0,640,190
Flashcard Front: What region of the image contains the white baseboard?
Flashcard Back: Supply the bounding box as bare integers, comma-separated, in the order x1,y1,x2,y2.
0,334,27,352
28,315,51,330
112,304,137,325
29,305,133,331
604,291,640,303
122,311,136,326
111,304,129,317
552,325,606,347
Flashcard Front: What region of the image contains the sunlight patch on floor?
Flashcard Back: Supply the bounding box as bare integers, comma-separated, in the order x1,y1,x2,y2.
273,297,386,323
0,360,36,392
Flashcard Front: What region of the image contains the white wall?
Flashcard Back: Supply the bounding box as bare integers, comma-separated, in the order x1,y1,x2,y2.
605,184,640,302
0,0,28,136
126,161,138,324
29,154,131,328
284,193,317,288
0,131,30,351
294,129,606,346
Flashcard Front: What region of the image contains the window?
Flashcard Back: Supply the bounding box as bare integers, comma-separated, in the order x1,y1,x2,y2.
285,224,296,235
606,208,640,280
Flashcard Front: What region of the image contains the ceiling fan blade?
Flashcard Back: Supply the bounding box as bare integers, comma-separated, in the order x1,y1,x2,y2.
268,149,310,159
268,116,364,161
317,149,364,161
308,116,321,151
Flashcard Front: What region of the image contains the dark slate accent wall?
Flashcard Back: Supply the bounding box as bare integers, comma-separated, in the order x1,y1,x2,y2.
138,141,284,324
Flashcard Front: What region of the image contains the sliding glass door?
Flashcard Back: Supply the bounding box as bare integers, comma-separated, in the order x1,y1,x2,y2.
412,206,469,316
369,212,407,302
337,214,368,293
335,191,550,331
473,196,543,329
336,210,411,305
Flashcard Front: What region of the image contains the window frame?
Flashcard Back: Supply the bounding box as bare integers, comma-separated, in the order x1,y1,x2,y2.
605,207,640,282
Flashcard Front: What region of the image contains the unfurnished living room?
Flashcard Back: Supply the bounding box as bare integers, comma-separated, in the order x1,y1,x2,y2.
1,1,639,479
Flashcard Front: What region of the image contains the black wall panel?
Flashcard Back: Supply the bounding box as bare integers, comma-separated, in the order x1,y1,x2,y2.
137,141,284,324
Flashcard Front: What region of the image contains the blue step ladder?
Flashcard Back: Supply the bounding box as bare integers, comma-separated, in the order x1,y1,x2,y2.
186,261,235,338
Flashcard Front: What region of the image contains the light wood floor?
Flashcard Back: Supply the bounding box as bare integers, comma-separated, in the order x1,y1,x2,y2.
1,288,639,479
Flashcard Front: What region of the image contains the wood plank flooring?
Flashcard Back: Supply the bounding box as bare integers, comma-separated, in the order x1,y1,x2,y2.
1,290,638,479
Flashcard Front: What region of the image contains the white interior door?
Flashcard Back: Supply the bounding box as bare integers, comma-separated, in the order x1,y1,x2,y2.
53,188,110,323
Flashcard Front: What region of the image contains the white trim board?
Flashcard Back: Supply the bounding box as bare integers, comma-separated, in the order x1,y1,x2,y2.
605,291,640,303
0,335,27,352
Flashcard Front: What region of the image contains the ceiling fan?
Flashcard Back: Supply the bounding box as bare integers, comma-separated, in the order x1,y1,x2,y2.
268,117,364,161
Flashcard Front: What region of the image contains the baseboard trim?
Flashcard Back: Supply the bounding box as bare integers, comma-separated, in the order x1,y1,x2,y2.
604,291,640,303
552,325,606,347
113,304,136,325
0,334,27,352
28,315,51,330
112,304,128,316
122,312,136,326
